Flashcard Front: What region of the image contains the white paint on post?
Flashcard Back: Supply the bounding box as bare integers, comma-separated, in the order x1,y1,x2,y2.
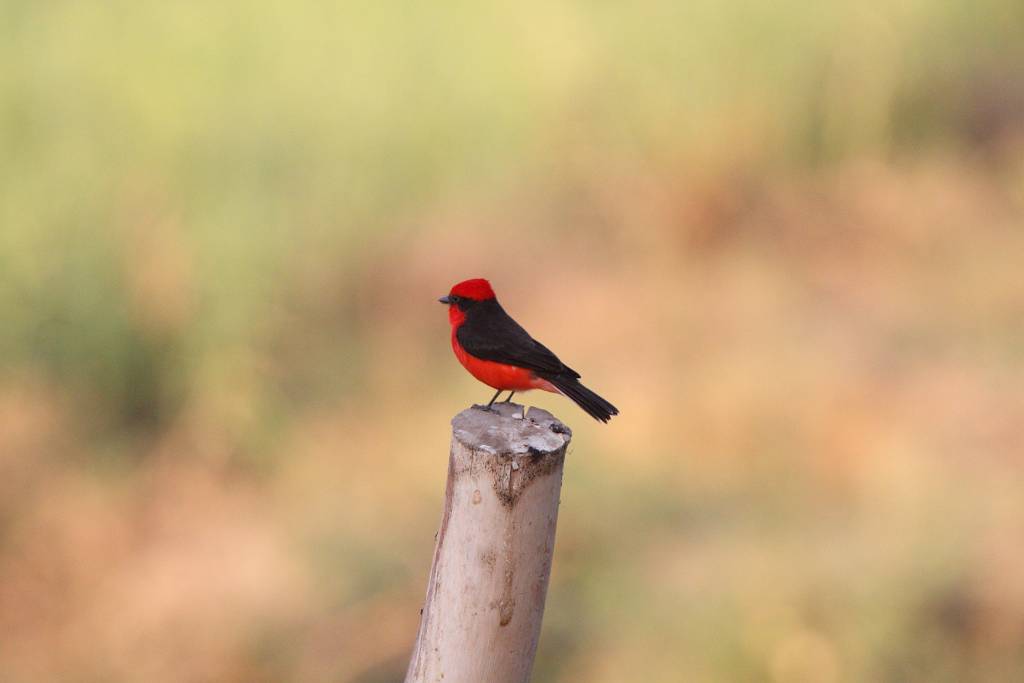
405,402,571,683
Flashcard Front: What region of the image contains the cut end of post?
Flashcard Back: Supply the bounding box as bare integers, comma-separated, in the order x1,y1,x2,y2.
451,403,571,508
452,402,572,456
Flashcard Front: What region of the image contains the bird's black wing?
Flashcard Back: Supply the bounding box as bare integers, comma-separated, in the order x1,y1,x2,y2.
456,300,580,379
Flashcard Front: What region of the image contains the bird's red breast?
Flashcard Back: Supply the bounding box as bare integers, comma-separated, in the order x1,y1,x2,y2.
450,329,558,392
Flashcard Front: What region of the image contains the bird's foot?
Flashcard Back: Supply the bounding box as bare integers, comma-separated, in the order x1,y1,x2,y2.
471,402,526,420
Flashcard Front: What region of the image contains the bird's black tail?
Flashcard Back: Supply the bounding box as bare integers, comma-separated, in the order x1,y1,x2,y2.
545,374,619,423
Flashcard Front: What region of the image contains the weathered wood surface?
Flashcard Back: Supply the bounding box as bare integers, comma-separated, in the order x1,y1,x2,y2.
405,402,572,683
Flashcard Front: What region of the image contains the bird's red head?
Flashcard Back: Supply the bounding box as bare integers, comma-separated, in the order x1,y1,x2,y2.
439,278,496,327
448,278,495,301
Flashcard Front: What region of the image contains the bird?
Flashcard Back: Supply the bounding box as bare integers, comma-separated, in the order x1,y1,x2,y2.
439,278,618,423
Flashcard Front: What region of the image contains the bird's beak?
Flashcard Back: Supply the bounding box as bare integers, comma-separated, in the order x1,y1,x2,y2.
438,295,452,304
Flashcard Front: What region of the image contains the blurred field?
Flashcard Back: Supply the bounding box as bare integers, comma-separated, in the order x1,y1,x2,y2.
2,2,1024,681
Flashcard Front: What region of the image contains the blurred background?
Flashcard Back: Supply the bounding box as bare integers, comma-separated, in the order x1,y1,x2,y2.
2,1,1023,681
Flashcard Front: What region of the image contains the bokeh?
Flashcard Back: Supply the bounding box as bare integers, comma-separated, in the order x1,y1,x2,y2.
2,2,1024,681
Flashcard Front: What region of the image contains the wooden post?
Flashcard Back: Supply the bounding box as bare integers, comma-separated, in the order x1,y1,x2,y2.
405,402,572,683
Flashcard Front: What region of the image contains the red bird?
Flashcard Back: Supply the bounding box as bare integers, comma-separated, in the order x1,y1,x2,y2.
440,278,618,423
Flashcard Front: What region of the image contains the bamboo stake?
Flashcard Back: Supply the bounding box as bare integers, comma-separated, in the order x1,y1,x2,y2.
405,402,571,683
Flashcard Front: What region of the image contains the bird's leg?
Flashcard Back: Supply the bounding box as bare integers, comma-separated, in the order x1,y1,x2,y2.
502,391,516,403
483,388,503,410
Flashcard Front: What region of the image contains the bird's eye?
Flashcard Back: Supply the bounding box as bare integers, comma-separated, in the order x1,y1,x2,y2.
450,295,460,303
